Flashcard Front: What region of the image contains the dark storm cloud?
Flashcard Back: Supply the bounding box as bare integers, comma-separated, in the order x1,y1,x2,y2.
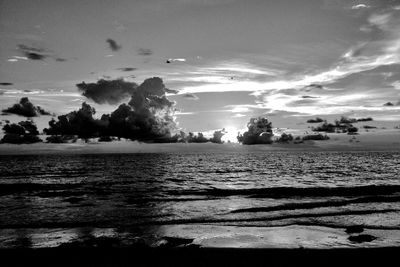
77,79,138,105
0,83,13,86
117,67,137,72
47,77,179,142
106,38,122,51
137,48,153,56
2,97,52,117
183,93,199,100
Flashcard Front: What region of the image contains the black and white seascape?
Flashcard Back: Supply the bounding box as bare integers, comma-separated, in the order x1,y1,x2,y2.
1,152,400,249
1,0,400,266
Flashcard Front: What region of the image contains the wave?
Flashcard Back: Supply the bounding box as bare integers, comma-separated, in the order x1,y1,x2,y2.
2,208,398,229
0,183,111,197
173,185,400,198
230,195,400,213
151,208,400,226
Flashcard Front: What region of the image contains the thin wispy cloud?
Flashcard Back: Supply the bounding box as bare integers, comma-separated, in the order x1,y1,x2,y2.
351,4,370,10
166,58,186,63
178,9,400,107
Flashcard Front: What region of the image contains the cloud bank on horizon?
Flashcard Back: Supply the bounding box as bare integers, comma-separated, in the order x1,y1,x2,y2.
0,0,400,133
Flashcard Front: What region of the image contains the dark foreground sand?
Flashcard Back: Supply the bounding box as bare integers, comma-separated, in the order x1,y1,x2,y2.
1,247,399,267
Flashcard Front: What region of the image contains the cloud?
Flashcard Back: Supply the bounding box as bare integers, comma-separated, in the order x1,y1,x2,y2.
301,95,319,99
166,58,186,63
55,57,67,62
7,56,29,62
237,117,274,144
207,64,281,75
179,10,400,98
182,93,199,100
232,113,246,118
106,38,122,51
2,97,52,117
77,79,138,105
303,84,324,91
17,44,48,60
351,4,370,10
0,83,13,86
137,48,153,56
44,102,106,139
45,77,179,142
383,101,400,106
1,120,42,144
15,44,67,62
117,67,137,72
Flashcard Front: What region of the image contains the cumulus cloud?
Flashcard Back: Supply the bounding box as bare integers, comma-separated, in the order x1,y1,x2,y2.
106,38,122,51
237,117,274,144
76,79,138,105
137,48,153,56
46,77,179,142
2,97,52,117
1,120,42,144
44,102,104,139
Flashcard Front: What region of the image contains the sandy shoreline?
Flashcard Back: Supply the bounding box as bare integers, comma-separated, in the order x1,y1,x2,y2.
1,224,400,249
1,224,400,266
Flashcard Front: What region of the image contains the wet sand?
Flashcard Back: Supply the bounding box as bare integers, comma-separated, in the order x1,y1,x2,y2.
1,224,400,266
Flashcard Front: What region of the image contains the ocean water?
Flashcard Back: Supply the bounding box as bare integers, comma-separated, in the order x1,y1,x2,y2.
0,151,400,248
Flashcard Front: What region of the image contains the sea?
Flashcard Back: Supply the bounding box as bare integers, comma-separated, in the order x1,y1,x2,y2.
1,151,400,248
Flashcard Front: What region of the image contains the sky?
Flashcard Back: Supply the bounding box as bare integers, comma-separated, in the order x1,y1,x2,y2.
1,0,400,141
